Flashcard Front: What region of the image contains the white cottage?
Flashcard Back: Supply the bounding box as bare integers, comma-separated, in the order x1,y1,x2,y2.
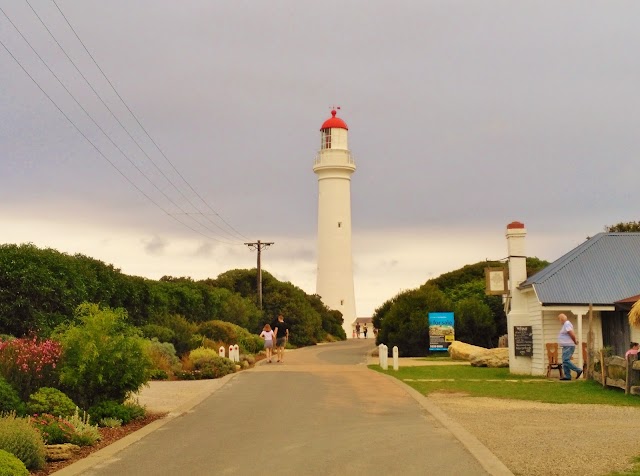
505,221,640,376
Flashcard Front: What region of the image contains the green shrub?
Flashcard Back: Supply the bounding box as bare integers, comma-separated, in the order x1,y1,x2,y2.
0,377,24,415
53,303,152,408
145,339,180,379
187,347,236,379
26,387,77,418
141,324,175,343
66,409,100,446
198,320,262,354
0,449,28,476
0,413,45,470
88,401,146,426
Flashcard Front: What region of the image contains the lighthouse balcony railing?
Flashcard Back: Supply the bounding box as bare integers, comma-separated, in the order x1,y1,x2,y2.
314,153,355,167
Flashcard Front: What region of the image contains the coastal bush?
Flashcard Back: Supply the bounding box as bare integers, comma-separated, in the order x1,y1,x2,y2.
186,347,236,379
0,449,28,476
26,387,77,418
0,377,24,415
0,336,62,400
88,400,145,426
0,413,46,470
145,339,180,379
54,303,151,408
140,324,175,343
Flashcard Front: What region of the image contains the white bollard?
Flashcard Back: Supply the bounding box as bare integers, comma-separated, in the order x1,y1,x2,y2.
233,344,240,362
228,345,234,361
378,344,385,366
381,344,388,370
219,346,226,358
393,346,399,371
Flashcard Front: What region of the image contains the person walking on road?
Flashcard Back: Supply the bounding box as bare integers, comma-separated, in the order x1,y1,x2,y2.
355,322,361,338
363,324,368,339
557,313,582,380
273,314,289,363
260,324,276,363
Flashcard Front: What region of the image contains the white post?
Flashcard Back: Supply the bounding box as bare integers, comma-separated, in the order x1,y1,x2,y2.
228,345,234,361
393,346,399,371
576,313,584,368
233,344,240,362
378,344,385,366
381,344,388,370
219,346,226,358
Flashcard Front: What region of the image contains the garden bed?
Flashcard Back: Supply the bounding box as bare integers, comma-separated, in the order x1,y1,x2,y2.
30,412,166,476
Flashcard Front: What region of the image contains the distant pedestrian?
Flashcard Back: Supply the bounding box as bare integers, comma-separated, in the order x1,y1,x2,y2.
363,324,368,339
260,324,275,363
557,313,582,380
355,322,361,338
273,314,289,363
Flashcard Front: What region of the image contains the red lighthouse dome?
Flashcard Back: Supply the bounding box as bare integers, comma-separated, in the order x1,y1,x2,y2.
320,109,348,131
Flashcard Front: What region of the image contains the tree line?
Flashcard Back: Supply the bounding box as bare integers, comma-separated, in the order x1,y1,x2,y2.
372,258,549,356
0,244,346,345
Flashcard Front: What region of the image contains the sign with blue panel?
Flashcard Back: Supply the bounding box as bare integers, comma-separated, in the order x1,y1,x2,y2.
429,312,455,351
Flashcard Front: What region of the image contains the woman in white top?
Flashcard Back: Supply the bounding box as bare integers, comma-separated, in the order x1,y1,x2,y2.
259,324,276,363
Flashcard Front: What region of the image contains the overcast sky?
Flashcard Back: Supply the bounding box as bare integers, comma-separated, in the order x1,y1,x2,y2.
1,1,639,316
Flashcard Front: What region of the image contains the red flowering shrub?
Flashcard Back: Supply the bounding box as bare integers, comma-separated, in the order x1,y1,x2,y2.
0,336,62,400
30,413,75,445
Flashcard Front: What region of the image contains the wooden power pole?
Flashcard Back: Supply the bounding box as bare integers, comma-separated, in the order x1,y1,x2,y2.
244,240,274,309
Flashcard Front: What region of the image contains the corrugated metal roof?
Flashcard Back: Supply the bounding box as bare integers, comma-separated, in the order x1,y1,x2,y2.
520,233,640,305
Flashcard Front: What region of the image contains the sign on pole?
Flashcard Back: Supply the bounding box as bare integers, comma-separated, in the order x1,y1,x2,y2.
429,312,454,352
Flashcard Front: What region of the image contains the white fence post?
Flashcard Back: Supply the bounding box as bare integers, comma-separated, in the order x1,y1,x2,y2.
393,346,399,371
228,345,234,361
233,344,240,362
219,346,226,358
378,344,385,366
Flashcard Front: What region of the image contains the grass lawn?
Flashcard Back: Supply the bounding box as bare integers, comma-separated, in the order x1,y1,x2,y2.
370,363,640,406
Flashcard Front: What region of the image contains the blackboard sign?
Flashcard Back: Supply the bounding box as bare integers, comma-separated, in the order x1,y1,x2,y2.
514,325,533,357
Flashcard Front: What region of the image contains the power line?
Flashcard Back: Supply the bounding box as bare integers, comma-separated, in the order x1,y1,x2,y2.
24,0,246,243
0,15,236,245
51,0,248,242
0,5,240,245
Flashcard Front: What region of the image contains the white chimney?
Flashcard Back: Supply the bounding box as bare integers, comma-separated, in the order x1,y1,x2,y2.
506,221,527,313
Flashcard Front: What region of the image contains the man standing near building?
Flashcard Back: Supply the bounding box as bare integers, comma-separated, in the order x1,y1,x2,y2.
557,313,582,380
273,314,289,363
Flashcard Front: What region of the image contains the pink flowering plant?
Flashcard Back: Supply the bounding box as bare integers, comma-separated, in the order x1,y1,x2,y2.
0,336,62,400
30,413,76,445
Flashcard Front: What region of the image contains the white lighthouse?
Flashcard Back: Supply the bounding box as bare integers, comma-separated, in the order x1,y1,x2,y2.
313,109,357,338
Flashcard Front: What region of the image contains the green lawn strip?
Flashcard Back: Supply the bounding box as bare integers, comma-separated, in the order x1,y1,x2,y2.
605,457,640,476
370,364,640,406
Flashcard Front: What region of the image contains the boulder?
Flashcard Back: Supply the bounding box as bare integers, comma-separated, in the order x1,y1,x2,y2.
470,348,509,368
448,341,487,361
46,444,81,461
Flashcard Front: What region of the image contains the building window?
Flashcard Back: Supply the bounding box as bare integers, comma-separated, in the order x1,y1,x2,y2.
338,222,342,228
322,129,331,149
340,299,344,305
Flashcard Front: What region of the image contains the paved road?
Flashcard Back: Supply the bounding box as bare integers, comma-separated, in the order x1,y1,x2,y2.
78,340,491,475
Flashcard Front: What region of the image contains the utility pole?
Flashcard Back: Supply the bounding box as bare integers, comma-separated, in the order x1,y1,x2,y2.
244,240,274,309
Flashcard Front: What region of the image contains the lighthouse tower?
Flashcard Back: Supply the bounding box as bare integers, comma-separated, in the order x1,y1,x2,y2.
313,109,357,338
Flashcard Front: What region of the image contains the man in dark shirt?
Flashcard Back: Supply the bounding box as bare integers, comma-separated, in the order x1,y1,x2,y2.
273,314,289,363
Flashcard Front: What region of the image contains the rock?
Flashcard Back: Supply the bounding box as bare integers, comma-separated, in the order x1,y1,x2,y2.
470,348,509,368
448,341,487,361
46,444,81,461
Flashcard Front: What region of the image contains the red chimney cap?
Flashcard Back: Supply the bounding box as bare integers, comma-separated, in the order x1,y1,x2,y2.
507,221,525,229
320,109,348,131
